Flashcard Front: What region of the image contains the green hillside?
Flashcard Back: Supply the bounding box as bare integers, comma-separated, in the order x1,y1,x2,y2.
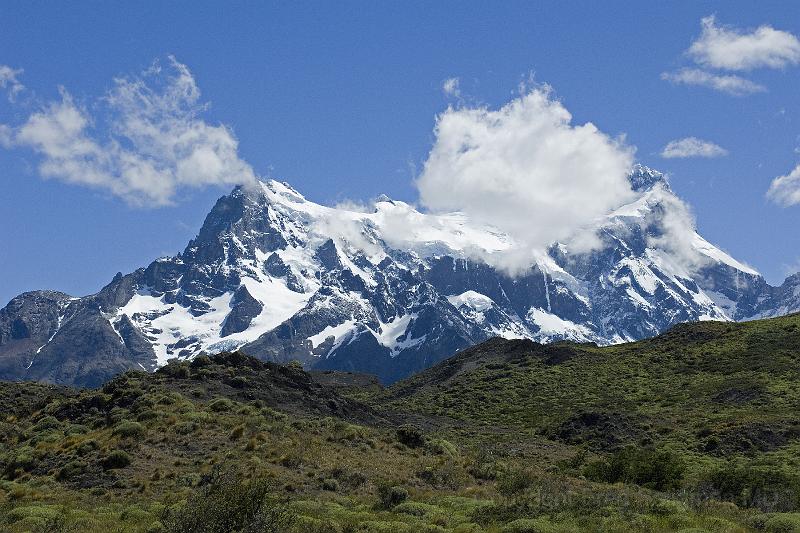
3,315,800,532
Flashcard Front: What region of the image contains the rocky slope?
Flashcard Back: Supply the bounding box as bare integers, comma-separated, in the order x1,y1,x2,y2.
2,166,798,385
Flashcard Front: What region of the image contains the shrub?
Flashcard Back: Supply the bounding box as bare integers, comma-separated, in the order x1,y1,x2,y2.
102,450,132,469
56,460,87,480
208,398,234,412
161,468,294,533
426,439,458,457
583,447,684,492
175,422,198,435
138,409,159,421
497,468,537,500
377,484,408,508
286,360,304,372
190,355,212,369
417,458,467,489
5,446,35,476
33,415,61,432
228,376,248,388
159,362,191,379
147,521,166,533
704,464,800,512
76,439,99,456
396,425,425,448
764,513,800,533
321,478,339,491
501,518,554,533
113,420,145,438
229,425,245,440
469,455,501,481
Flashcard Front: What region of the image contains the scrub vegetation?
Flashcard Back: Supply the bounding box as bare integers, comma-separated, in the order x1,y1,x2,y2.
3,313,800,532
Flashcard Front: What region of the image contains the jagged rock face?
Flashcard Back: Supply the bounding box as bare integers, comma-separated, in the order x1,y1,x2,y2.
2,166,799,386
220,286,263,337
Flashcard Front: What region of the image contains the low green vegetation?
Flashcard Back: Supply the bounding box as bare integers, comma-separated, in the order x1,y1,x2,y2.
1,314,800,531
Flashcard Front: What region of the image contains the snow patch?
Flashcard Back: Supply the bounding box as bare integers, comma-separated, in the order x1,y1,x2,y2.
447,291,494,312
526,307,592,342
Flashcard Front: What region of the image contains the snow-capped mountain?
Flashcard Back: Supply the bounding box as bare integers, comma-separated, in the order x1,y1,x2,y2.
2,166,798,386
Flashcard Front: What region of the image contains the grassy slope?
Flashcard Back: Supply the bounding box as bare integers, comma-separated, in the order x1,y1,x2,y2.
3,316,800,531
378,315,800,464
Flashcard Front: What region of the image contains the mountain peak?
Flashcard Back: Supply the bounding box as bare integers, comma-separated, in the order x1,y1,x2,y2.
629,164,668,192
4,166,799,387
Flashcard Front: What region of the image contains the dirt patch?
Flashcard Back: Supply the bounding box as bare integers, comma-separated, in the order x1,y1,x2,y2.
710,423,800,456
553,412,645,451
712,386,764,405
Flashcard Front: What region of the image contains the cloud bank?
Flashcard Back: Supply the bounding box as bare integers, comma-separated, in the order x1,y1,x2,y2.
415,85,636,272
661,137,728,159
2,57,255,206
767,164,800,207
689,15,800,71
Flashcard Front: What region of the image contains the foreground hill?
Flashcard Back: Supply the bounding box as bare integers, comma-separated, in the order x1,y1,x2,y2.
4,314,800,531
3,166,800,387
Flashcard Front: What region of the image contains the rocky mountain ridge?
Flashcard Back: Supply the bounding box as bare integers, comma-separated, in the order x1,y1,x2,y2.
2,165,798,385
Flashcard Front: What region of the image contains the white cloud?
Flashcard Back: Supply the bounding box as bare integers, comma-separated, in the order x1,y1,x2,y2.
3,57,256,206
782,257,800,278
415,85,636,273
0,65,24,102
661,68,766,96
689,15,800,71
767,163,800,207
661,137,728,159
442,77,460,97
0,124,11,148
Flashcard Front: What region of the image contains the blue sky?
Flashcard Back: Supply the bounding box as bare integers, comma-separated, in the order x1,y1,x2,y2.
1,1,799,305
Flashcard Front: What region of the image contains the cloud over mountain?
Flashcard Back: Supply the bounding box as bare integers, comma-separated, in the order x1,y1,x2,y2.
415,85,636,273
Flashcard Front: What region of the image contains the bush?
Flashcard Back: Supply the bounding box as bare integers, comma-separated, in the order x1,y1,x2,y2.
175,422,198,435
377,484,408,508
76,439,99,456
228,376,248,388
321,478,339,491
113,420,145,438
286,360,304,372
56,460,87,480
583,447,684,491
208,398,234,412
138,409,159,421
162,469,294,533
417,458,467,489
159,362,191,379
229,425,245,440
426,439,458,457
704,464,800,512
396,425,425,448
190,355,212,369
102,450,132,469
33,415,61,432
497,468,537,500
764,513,800,533
4,446,35,476
501,518,554,533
